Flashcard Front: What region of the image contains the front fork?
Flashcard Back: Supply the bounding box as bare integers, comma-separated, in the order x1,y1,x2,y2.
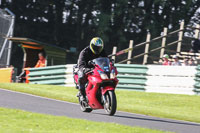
102,92,107,104
101,86,114,104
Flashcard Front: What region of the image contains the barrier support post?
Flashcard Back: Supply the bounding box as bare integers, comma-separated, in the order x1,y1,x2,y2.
160,27,168,60
112,46,117,62
143,33,151,65
127,40,133,64
194,24,200,39
176,21,184,56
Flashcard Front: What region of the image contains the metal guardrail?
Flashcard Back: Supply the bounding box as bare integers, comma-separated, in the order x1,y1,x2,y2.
194,65,200,94
115,64,148,91
28,65,74,86
28,64,148,91
27,64,200,95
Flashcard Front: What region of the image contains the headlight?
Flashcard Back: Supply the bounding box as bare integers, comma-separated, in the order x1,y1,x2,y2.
97,70,108,80
100,73,109,80
110,69,116,79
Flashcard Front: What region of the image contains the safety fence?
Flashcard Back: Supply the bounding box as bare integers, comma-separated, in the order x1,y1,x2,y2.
115,64,198,95
115,64,147,91
110,21,200,65
27,64,200,95
28,65,74,87
194,65,200,94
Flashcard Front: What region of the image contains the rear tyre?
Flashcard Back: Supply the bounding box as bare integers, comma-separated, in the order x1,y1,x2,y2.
104,91,117,116
79,97,93,113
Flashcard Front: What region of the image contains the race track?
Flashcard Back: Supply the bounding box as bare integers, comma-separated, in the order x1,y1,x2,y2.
0,88,199,133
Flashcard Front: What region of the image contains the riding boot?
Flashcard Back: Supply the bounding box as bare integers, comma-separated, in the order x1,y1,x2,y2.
78,83,86,101
78,69,86,101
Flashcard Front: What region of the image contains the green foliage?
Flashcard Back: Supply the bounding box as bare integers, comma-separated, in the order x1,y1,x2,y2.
0,0,200,61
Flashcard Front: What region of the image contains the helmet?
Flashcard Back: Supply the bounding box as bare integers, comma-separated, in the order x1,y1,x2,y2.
90,37,104,54
172,55,178,59
163,54,169,59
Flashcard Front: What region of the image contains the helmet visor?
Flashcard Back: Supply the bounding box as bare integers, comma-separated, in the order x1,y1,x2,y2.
92,45,103,54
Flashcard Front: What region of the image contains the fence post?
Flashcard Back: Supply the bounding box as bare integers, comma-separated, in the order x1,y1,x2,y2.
176,21,184,55
194,24,200,39
6,14,15,67
160,27,168,60
22,47,27,68
127,40,133,64
111,46,117,62
143,33,151,65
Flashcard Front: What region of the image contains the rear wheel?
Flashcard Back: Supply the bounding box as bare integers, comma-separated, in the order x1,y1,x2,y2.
104,91,117,116
79,97,92,112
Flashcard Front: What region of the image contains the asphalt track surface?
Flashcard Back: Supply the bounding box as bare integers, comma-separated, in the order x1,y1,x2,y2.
0,88,200,133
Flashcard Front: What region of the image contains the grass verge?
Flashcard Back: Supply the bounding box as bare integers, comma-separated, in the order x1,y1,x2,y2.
0,83,200,123
0,107,169,133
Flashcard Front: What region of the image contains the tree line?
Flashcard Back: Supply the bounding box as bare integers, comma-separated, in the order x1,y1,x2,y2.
1,0,200,61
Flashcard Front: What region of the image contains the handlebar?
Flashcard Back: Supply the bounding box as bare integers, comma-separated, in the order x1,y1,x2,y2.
84,67,94,74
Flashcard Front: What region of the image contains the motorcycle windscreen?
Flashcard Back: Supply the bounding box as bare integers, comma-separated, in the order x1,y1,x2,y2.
93,57,110,72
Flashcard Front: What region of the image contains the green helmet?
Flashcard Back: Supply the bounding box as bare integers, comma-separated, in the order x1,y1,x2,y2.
90,37,104,54
163,54,169,59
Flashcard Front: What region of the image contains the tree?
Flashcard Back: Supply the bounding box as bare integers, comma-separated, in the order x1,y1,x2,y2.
1,0,200,63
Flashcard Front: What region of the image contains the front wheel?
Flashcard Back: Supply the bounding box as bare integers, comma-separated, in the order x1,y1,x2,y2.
104,91,117,116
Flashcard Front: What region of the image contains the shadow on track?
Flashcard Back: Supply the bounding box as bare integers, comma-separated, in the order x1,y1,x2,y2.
92,112,200,127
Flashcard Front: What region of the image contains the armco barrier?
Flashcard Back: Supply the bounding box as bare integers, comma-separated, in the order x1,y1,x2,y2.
28,64,200,95
115,64,148,91
116,64,197,95
194,65,200,95
28,65,74,87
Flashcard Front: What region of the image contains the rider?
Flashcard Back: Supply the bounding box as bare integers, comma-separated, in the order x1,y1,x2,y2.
78,37,107,100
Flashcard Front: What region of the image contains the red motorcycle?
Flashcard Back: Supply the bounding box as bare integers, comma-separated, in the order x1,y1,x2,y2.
73,57,118,116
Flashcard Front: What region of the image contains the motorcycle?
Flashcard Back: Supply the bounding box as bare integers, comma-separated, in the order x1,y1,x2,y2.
73,57,118,116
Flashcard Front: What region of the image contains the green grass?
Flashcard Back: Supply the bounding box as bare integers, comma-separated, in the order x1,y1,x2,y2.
0,83,200,123
0,107,168,133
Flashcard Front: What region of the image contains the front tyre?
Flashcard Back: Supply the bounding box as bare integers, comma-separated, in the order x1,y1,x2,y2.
104,91,117,116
